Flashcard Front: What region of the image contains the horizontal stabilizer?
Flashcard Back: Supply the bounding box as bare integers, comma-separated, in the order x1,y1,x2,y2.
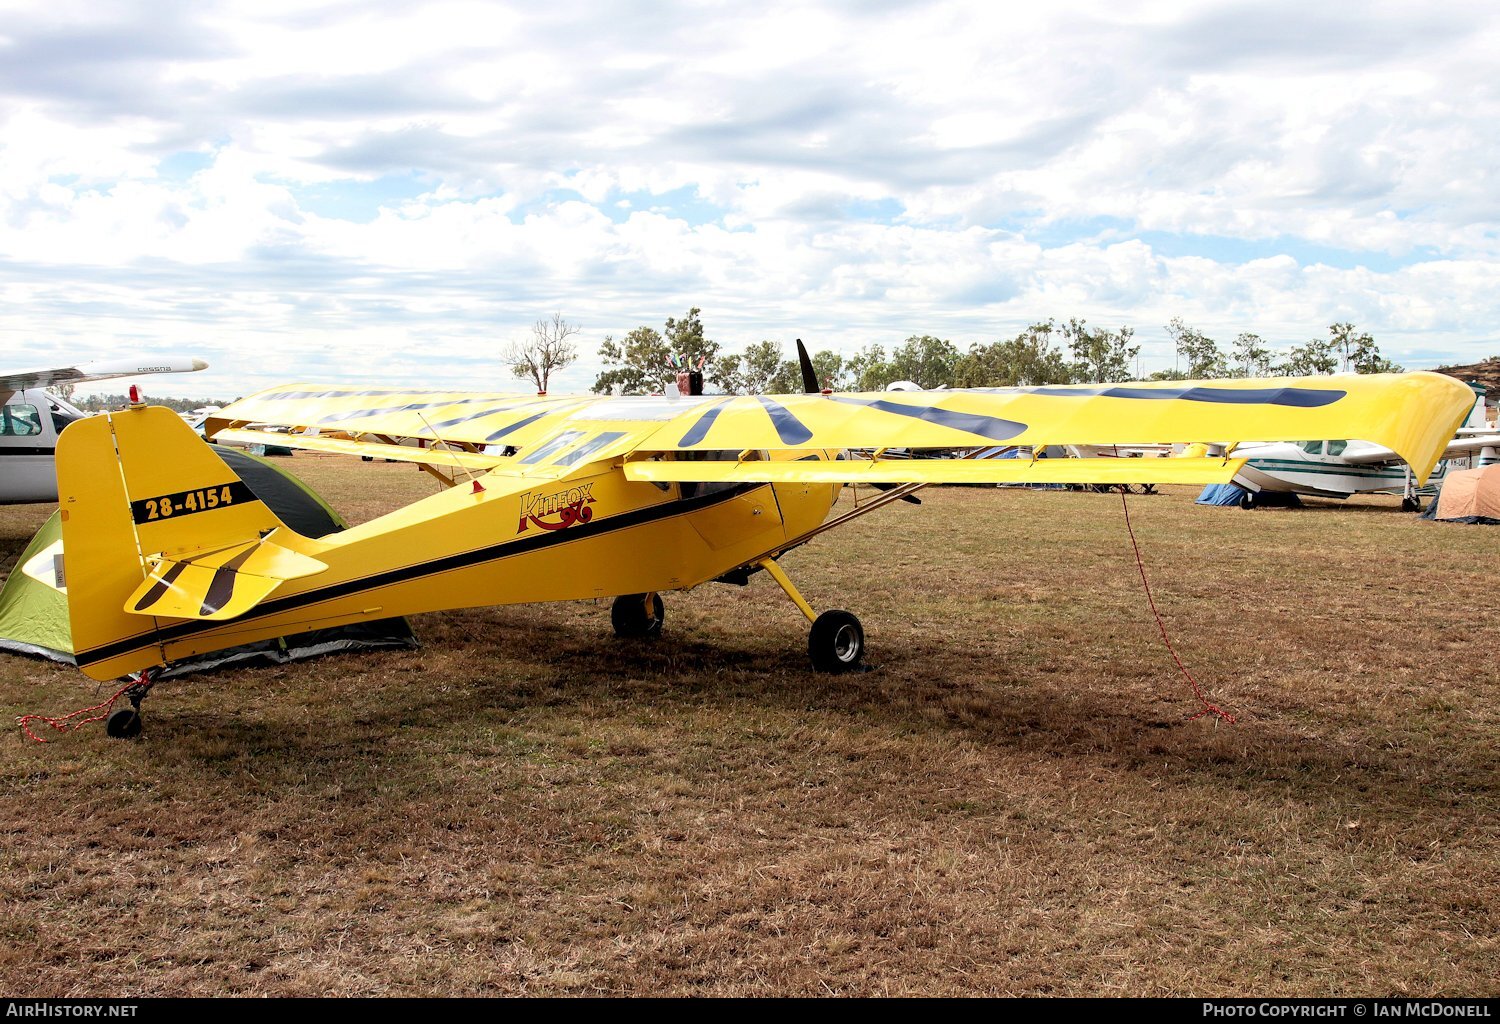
126,533,327,621
625,455,1247,487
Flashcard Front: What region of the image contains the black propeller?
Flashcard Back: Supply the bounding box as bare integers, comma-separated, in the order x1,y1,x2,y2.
795,338,819,394
797,336,921,504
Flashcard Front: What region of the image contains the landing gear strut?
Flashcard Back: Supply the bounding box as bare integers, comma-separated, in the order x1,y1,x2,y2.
105,671,155,739
612,592,664,638
756,558,867,673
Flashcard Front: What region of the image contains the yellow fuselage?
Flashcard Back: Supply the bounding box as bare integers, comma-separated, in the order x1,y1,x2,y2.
64,425,839,680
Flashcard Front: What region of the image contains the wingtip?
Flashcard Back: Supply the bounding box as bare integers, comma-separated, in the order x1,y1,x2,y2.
191,358,209,372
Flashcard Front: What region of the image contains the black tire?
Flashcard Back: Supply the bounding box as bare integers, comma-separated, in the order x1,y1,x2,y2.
106,707,142,739
809,610,864,673
1401,496,1420,513
1239,491,1257,510
611,593,664,639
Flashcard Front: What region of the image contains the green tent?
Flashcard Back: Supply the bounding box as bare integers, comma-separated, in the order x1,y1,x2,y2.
0,447,417,677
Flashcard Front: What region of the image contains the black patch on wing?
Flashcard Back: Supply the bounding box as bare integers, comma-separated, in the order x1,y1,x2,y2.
200,546,259,617
755,397,814,444
1016,385,1345,407
678,400,731,447
829,396,1027,441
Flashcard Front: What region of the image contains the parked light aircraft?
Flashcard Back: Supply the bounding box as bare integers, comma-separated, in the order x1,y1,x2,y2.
52,358,1472,735
0,356,209,504
1227,383,1500,509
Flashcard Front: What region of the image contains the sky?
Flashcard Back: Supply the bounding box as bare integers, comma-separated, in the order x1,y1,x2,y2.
1,0,1498,399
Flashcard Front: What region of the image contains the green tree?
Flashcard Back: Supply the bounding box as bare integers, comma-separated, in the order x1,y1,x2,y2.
1329,322,1402,373
846,344,894,391
717,339,784,394
765,347,845,393
1277,338,1338,376
1147,368,1190,381
887,335,961,388
951,321,1074,387
592,307,723,394
1063,318,1139,383
1231,332,1273,377
1165,317,1227,378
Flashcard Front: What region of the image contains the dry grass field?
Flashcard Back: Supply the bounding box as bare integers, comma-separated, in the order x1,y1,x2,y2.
2,454,1496,997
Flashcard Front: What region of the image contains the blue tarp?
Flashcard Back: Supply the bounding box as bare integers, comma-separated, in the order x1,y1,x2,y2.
1196,483,1248,506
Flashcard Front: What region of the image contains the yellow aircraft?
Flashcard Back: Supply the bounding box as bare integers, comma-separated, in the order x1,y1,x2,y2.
53,359,1473,736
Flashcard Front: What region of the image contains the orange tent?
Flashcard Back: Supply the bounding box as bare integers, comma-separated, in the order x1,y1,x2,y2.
1429,464,1500,524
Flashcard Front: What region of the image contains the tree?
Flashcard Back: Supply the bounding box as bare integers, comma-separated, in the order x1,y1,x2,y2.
887,335,961,388
1165,317,1227,379
1062,318,1139,383
1231,332,1273,377
717,340,784,395
1329,322,1402,373
592,307,723,395
503,312,579,394
761,346,846,393
951,321,1074,387
845,344,894,391
1277,338,1338,376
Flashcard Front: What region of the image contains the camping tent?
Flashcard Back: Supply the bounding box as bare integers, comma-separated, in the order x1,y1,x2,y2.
0,447,417,676
1420,464,1500,525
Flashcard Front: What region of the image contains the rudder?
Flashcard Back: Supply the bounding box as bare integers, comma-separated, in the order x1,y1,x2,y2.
56,406,314,679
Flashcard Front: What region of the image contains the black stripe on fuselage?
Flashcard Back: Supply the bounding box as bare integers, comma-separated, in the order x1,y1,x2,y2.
74,482,765,667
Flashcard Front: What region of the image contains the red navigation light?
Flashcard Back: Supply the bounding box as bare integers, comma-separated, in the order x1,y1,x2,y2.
471,478,486,494
128,385,144,407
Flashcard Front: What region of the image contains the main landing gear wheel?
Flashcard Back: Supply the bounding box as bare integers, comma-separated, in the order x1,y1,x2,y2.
106,707,142,739
611,592,664,639
809,610,865,673
1239,491,1258,510
1401,496,1420,513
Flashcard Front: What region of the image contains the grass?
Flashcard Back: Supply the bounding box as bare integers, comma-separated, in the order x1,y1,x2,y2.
1,454,1496,996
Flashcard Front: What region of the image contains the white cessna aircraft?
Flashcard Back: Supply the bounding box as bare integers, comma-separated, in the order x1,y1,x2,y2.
0,356,208,503
1230,382,1499,510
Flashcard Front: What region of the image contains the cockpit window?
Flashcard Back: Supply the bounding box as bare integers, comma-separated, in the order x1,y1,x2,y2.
677,450,742,499
1326,440,1348,457
554,432,626,467
1,403,43,437
50,403,84,435
1299,441,1324,455
519,430,586,465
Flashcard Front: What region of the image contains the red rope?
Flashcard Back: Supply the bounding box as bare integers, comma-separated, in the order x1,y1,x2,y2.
17,678,140,743
1118,490,1236,724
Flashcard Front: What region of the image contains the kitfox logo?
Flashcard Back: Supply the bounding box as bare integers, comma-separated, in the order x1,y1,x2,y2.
516,484,596,534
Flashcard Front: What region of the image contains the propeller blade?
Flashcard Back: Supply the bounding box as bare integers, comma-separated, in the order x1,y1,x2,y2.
795,338,819,394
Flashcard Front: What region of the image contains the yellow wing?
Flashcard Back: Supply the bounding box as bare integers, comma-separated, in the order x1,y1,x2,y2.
206,372,1473,485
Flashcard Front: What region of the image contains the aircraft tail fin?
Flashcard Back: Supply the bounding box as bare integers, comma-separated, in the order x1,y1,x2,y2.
56,405,320,678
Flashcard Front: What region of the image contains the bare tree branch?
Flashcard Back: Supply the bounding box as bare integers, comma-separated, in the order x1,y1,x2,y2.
502,312,579,393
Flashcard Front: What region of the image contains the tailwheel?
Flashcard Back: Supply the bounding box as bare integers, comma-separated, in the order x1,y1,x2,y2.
809,610,865,673
106,670,156,739
106,707,142,739
611,592,664,639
